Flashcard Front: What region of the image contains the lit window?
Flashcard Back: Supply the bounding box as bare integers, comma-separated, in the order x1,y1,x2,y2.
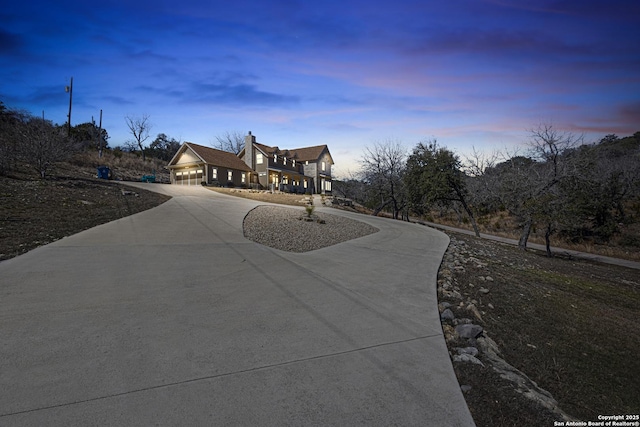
303,180,307,188
176,172,183,176
256,153,263,164
242,173,246,183
326,181,332,191
283,157,287,165
292,159,296,167
274,153,277,162
212,168,217,179
322,161,326,171
228,170,232,181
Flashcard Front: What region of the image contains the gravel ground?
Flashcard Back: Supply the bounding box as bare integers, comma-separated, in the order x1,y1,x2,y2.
243,205,379,252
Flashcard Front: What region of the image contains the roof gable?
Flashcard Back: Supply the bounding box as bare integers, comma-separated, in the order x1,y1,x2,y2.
290,145,333,164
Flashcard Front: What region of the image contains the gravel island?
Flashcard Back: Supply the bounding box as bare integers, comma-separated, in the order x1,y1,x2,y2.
243,205,379,252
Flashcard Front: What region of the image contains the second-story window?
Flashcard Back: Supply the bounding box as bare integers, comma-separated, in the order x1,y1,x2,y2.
292,159,296,167
283,157,287,165
322,161,326,171
227,170,232,181
256,153,263,164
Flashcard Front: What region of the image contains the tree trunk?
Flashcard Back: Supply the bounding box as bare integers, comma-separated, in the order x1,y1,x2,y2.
459,198,480,237
138,142,146,161
372,199,391,216
545,223,553,257
518,217,532,250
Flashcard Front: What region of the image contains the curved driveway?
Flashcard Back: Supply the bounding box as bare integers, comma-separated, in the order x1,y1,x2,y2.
0,183,474,426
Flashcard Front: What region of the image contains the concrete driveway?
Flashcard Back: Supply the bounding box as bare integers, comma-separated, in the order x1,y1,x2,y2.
0,183,474,426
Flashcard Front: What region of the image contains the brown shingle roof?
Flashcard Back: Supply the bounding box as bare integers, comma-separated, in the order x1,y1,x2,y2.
181,142,253,171
289,145,332,163
254,142,278,155
255,142,331,163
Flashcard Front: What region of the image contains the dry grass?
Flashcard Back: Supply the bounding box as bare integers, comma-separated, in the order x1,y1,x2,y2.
442,233,640,424
426,209,640,262
206,187,315,206
68,150,170,183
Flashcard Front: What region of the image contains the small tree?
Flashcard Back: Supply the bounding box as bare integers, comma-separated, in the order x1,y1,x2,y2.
405,140,480,236
360,140,407,219
0,102,27,175
19,118,75,179
149,133,181,161
125,114,152,161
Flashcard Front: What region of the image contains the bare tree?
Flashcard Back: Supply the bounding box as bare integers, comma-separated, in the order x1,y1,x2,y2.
18,118,76,179
214,131,245,155
483,124,582,251
125,114,152,161
360,140,407,219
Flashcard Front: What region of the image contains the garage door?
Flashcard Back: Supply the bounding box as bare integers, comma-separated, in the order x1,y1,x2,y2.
175,169,203,185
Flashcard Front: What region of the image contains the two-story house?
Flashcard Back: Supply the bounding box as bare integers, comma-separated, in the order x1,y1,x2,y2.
239,132,333,194
168,133,333,194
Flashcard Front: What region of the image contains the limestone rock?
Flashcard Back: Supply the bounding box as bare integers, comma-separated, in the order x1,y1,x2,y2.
456,323,484,339
440,308,455,321
456,347,479,357
453,353,484,366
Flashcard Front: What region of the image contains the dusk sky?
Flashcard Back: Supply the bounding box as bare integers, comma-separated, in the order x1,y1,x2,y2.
2,0,639,176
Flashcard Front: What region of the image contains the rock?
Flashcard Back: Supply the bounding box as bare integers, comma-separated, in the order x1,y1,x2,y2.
453,353,484,366
460,385,472,393
440,301,452,309
456,323,484,339
479,287,490,294
456,347,479,357
440,308,455,321
466,303,483,322
477,336,501,357
485,276,494,282
450,290,463,300
442,324,459,343
488,303,494,309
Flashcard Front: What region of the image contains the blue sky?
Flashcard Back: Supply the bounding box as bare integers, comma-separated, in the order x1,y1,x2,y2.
2,0,639,176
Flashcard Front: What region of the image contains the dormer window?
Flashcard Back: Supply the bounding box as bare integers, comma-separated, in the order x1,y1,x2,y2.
292,159,296,167
283,157,287,165
274,153,277,162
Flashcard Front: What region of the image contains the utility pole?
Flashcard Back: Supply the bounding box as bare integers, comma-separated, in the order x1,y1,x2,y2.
65,77,73,137
98,109,103,158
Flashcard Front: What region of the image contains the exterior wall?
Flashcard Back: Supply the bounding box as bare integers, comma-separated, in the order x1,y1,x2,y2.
215,167,247,187
318,152,332,177
302,162,318,193
175,147,200,165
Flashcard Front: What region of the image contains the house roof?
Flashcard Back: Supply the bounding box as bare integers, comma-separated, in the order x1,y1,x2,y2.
290,145,333,163
254,142,332,163
253,142,278,155
169,142,253,172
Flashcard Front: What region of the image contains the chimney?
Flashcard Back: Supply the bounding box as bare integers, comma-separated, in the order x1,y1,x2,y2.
243,131,256,168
